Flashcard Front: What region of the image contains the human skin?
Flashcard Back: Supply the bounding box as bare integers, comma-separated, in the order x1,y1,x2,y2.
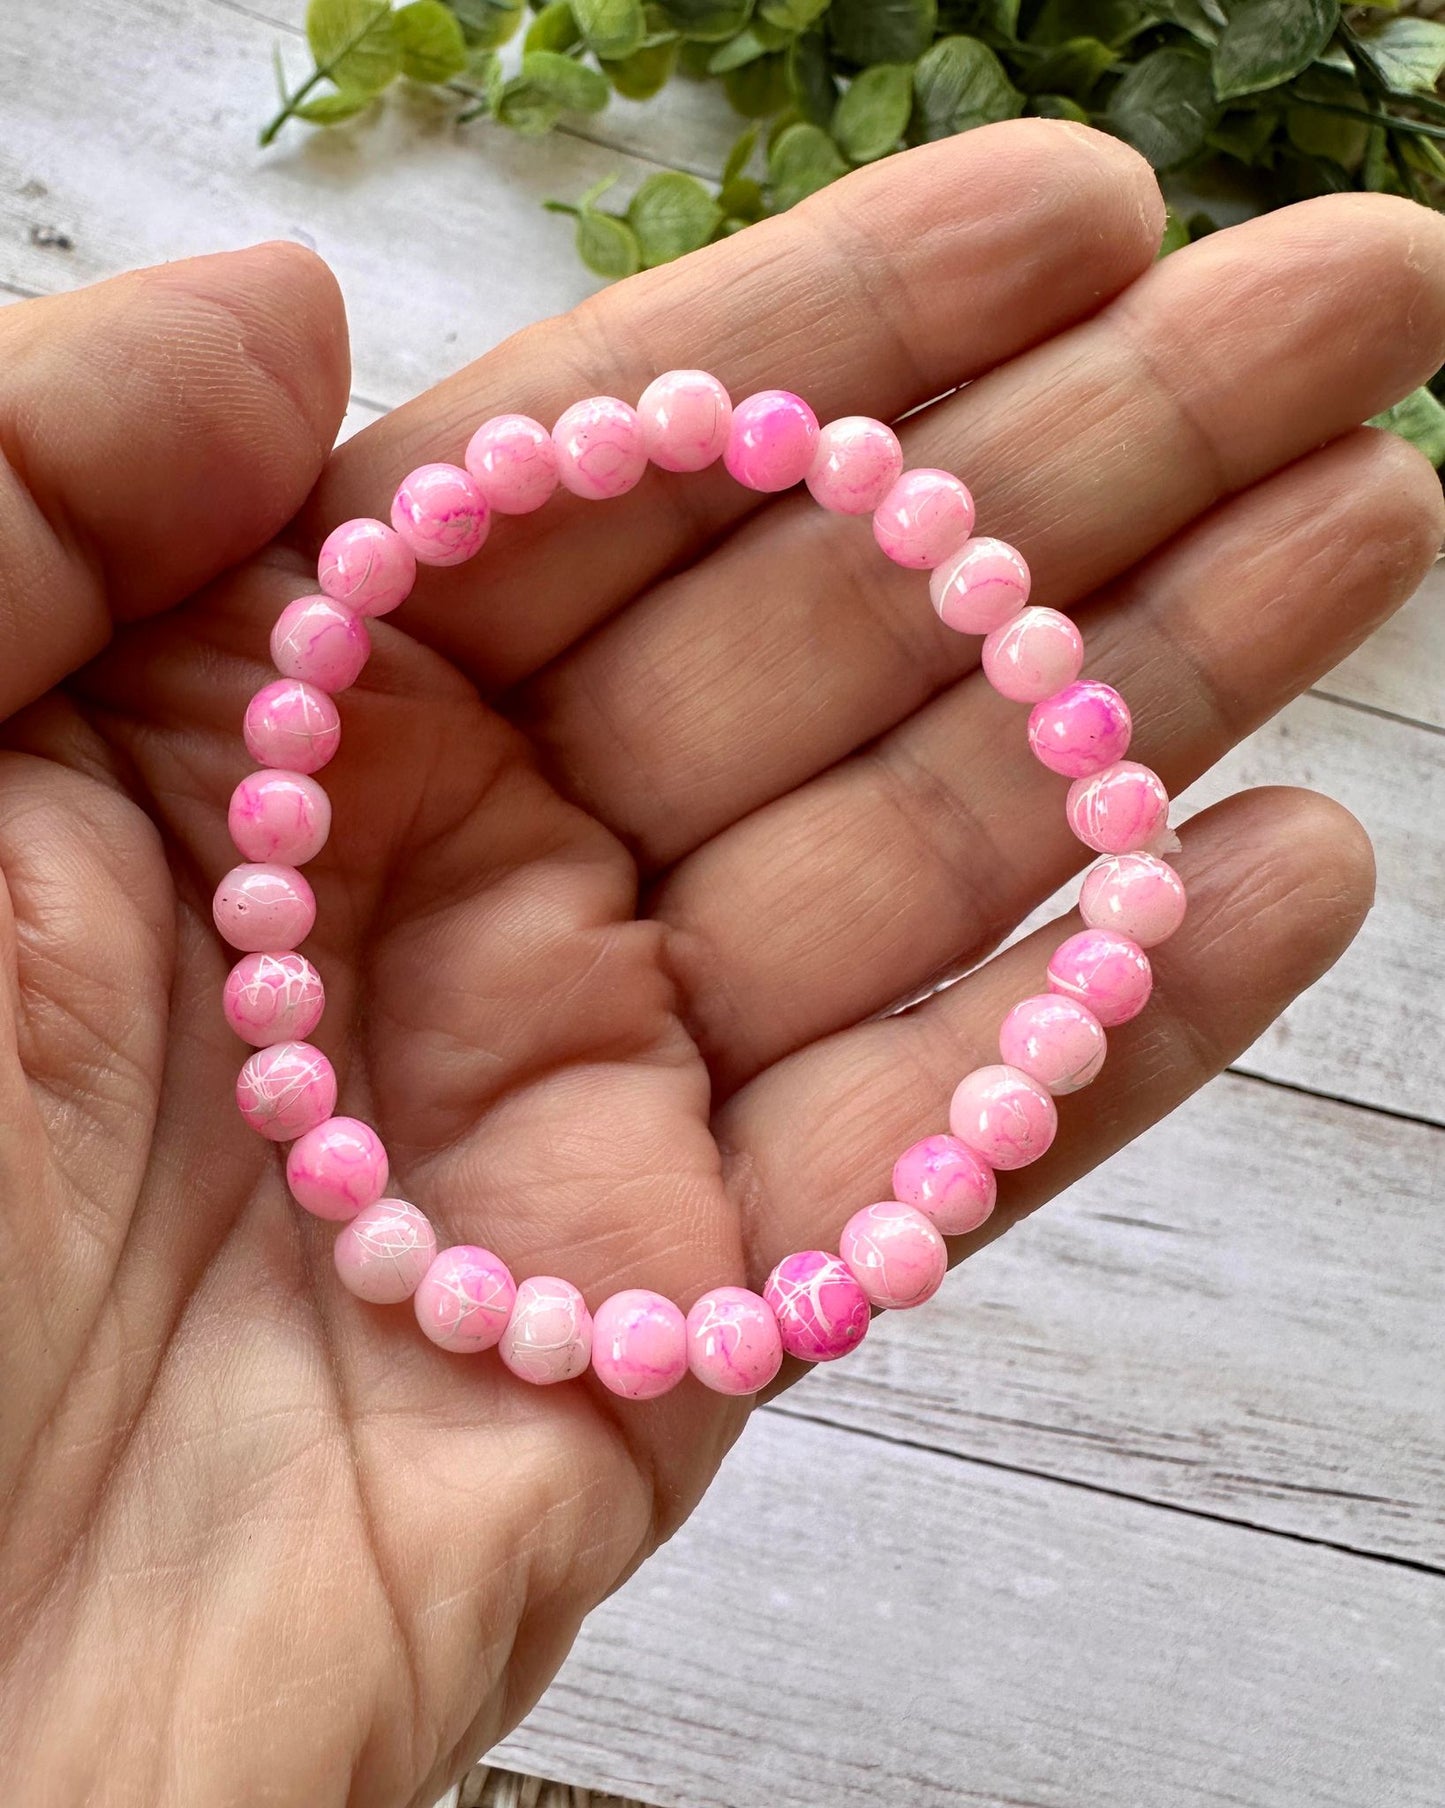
0,121,1442,1807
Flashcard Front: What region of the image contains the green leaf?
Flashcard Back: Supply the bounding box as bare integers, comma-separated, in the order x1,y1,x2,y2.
627,169,723,262
656,0,755,40
833,62,914,159
575,206,643,277
295,86,377,120
760,0,829,25
394,1,469,80
1031,0,1143,46
496,72,566,130
572,0,647,59
522,48,612,106
939,0,1022,37
1207,103,1278,160
1211,0,1339,101
1158,207,1191,252
1029,91,1090,119
526,2,583,51
464,44,505,108
306,0,400,92
787,26,839,122
909,34,1023,141
1352,16,1445,94
447,0,526,48
1370,385,1445,467
1021,36,1117,97
767,118,849,205
1285,102,1366,164
722,123,760,184
709,26,778,71
720,174,766,217
1107,45,1218,166
828,0,938,66
602,34,681,95
1145,0,1226,46
725,49,793,112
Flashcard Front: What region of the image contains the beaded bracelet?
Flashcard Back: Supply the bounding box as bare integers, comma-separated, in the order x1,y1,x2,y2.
215,372,1185,1402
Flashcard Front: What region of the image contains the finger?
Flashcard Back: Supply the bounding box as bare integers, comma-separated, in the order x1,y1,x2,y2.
304,122,1164,682
652,426,1442,1091
0,244,349,719
522,193,1445,865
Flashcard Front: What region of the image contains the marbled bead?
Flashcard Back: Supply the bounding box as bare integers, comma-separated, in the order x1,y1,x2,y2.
930,536,1030,634
948,1064,1058,1171
873,468,976,570
414,1245,517,1353
638,369,733,473
390,462,490,566
235,1040,337,1142
590,1289,688,1400
212,862,315,953
499,1276,594,1385
806,415,904,515
763,1250,870,1363
464,413,559,514
1027,680,1133,780
317,517,416,618
998,993,1107,1094
270,595,371,694
552,396,649,501
228,770,332,866
1047,928,1153,1027
1079,852,1188,949
285,1115,388,1221
243,679,341,775
222,950,325,1048
724,389,820,493
891,1134,997,1237
333,1198,438,1305
982,607,1084,704
840,1202,947,1311
1065,760,1171,855
685,1286,783,1396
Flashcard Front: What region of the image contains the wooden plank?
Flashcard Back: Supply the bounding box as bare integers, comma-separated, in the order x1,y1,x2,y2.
1316,567,1445,732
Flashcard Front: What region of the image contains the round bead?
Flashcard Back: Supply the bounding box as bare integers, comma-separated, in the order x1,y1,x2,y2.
552,396,649,501
930,537,1030,634
840,1202,947,1310
212,863,315,954
873,469,976,569
999,994,1107,1095
1047,929,1153,1027
590,1289,688,1400
685,1287,783,1396
891,1134,997,1237
243,679,340,775
317,517,416,618
982,607,1084,703
414,1245,517,1353
806,416,904,515
235,1041,337,1142
285,1115,388,1221
638,369,733,473
390,463,490,566
333,1198,438,1305
1079,853,1188,949
1066,761,1171,855
724,389,820,493
763,1251,871,1363
222,950,325,1048
948,1065,1058,1171
1027,680,1132,780
464,413,559,515
499,1276,594,1386
228,770,331,866
269,595,370,694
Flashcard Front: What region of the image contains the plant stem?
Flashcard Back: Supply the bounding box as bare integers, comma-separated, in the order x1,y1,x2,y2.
259,11,394,148
1288,93,1445,144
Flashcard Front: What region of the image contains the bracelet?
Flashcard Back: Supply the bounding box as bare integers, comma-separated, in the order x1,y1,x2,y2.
215,372,1184,1401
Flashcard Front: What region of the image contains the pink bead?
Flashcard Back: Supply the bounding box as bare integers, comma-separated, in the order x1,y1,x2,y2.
499,1276,594,1385
269,595,370,694
590,1289,688,1400
806,415,904,515
840,1202,947,1311
1066,761,1171,854
317,517,416,618
552,396,648,501
212,862,315,953
222,950,325,1047
228,770,331,866
948,1065,1058,1170
1027,680,1133,780
464,413,559,515
763,1251,870,1363
285,1115,388,1221
414,1245,516,1353
243,679,340,775
1079,853,1188,949
999,994,1107,1094
638,369,733,473
872,468,976,569
724,389,820,493
390,463,490,566
891,1134,997,1237
235,1040,337,1142
930,537,1030,633
333,1198,438,1305
685,1287,783,1396
1048,929,1153,1027
982,607,1084,703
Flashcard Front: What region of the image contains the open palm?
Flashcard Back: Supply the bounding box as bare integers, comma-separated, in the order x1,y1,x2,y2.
2,122,1443,1808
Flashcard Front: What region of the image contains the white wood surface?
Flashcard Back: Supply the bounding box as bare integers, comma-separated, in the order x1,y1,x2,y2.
3,3,1443,1805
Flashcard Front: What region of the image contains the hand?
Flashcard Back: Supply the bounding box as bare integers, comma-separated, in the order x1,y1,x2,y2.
1,121,1441,1808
